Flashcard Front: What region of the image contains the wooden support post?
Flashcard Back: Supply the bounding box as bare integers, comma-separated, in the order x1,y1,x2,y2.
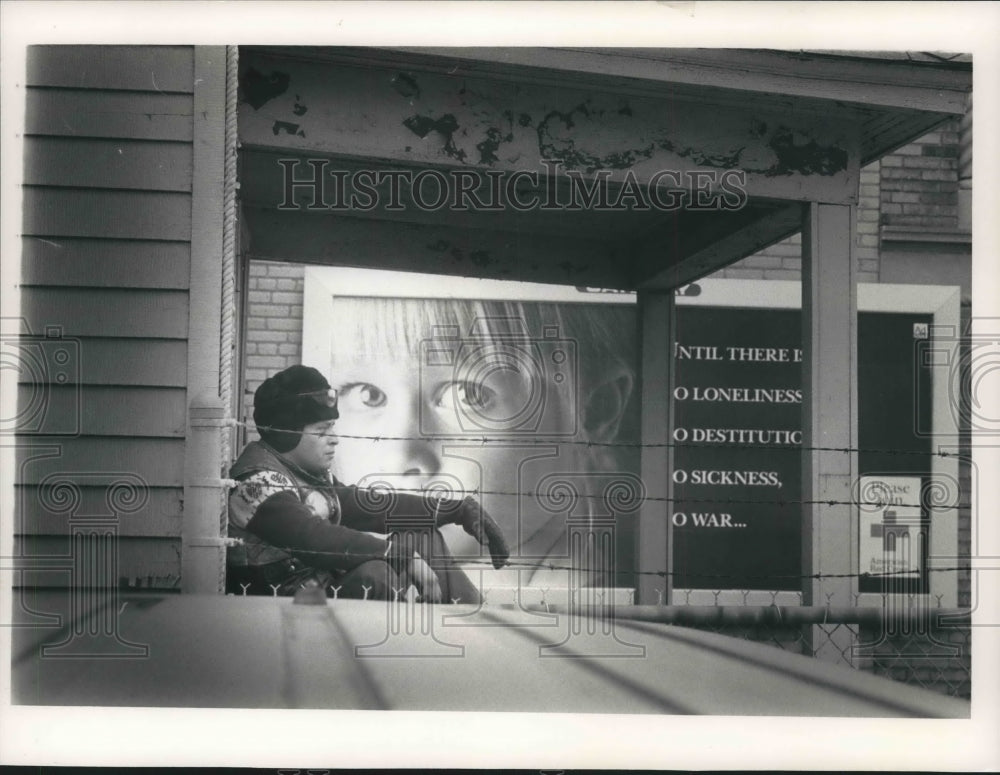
801,202,859,664
636,290,675,605
182,395,227,594
182,47,227,594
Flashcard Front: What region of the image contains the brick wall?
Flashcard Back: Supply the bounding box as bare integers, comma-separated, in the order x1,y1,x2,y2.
711,160,882,282
710,118,962,281
857,160,882,279
958,302,972,610
880,118,961,232
242,261,306,436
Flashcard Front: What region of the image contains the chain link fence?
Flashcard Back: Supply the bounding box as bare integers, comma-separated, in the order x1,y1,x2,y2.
573,603,972,699
855,617,971,699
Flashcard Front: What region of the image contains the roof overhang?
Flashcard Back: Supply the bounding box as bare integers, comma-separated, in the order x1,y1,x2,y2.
238,46,971,289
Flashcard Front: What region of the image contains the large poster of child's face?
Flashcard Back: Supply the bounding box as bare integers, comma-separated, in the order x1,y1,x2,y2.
303,268,640,589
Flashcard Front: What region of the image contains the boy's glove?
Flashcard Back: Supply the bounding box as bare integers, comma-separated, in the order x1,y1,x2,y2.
435,496,510,569
407,554,443,603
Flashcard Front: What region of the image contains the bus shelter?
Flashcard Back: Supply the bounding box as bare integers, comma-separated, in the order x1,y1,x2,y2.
203,47,972,632
18,45,972,664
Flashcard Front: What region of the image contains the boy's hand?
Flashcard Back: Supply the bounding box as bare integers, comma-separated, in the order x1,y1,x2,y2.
437,496,510,569
408,555,442,603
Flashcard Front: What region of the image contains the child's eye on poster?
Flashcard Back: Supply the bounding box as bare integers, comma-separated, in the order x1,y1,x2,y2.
434,380,496,414
301,269,640,577
338,382,387,410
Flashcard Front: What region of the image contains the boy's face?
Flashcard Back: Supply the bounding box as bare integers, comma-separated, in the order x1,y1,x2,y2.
286,418,338,476
329,346,580,555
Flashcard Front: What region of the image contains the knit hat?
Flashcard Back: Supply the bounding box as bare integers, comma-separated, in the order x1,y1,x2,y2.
254,365,339,452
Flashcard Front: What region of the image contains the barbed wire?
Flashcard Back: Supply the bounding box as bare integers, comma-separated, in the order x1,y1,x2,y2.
394,488,970,511
218,416,972,510
219,477,968,511
231,539,971,583
236,418,964,459
219,476,968,511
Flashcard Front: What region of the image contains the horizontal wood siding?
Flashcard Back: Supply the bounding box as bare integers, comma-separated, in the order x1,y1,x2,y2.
73,339,188,386
22,188,191,241
25,88,193,141
15,386,187,437
16,438,186,488
14,537,182,589
20,287,189,338
14,486,183,537
20,238,190,289
24,137,193,191
27,46,195,93
19,45,195,585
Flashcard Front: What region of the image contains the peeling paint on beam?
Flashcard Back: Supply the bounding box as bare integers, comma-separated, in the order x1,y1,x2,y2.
764,127,848,177
238,52,861,204
402,113,467,162
476,127,514,165
240,67,290,110
391,72,420,99
537,102,656,172
272,120,305,138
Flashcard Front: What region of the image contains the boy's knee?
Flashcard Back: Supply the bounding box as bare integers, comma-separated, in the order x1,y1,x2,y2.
341,560,400,600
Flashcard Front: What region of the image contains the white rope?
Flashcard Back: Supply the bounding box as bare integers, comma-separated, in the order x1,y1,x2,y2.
217,45,240,579
219,44,239,485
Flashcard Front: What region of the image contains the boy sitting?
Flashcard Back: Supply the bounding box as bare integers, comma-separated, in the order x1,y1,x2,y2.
226,365,508,601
